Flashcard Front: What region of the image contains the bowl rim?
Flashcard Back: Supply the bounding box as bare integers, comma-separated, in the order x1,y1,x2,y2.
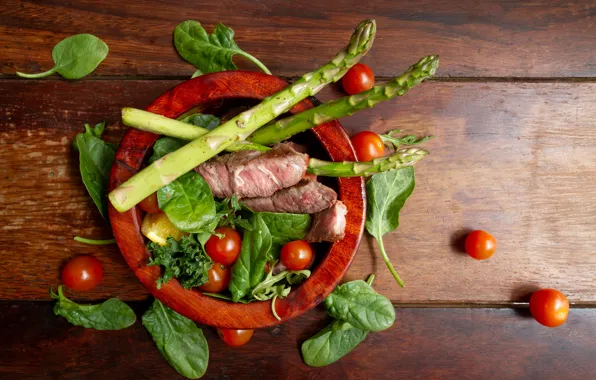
108,70,365,328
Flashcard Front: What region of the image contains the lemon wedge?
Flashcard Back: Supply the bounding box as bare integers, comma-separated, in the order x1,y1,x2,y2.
141,212,188,245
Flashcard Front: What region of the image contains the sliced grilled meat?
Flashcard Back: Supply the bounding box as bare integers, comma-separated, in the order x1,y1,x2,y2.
196,144,309,198
305,201,347,243
241,180,337,214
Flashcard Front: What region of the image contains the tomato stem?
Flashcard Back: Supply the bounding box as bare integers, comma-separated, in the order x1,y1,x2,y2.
376,235,405,287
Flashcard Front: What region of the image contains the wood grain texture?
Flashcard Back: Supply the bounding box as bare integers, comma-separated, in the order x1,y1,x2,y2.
0,303,594,379
1,0,596,78
1,79,595,303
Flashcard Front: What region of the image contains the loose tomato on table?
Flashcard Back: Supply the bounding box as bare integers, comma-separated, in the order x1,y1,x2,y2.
342,63,375,95
138,192,160,214
217,328,254,347
62,255,103,291
529,288,569,327
280,240,313,271
351,131,385,162
198,263,231,293
464,230,497,260
205,227,242,266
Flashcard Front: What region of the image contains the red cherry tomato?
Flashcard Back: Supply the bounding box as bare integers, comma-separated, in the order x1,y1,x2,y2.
62,255,103,291
139,192,160,214
280,240,313,271
217,328,254,347
205,228,242,266
464,230,497,260
342,63,375,95
530,289,569,327
198,263,231,293
351,131,385,162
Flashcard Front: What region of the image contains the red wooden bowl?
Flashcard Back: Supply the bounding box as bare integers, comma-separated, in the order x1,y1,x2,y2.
108,71,365,328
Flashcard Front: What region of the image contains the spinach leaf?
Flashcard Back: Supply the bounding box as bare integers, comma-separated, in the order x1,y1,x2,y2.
158,172,217,233
258,212,312,247
142,299,208,379
251,268,311,301
149,137,186,164
73,122,116,219
365,167,415,287
301,319,368,367
147,235,213,289
380,129,433,148
17,34,108,79
50,285,136,330
179,113,220,130
174,20,271,75
325,280,395,332
229,214,272,302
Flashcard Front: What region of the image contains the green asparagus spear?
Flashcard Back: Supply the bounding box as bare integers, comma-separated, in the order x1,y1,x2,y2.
250,55,439,145
109,19,376,212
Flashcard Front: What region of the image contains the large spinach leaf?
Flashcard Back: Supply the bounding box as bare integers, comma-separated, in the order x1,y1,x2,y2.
301,319,368,367
365,167,415,287
147,235,213,289
50,286,136,330
142,299,208,379
73,122,116,219
258,212,312,247
17,34,108,79
174,20,271,75
325,280,395,332
229,214,272,302
158,172,217,233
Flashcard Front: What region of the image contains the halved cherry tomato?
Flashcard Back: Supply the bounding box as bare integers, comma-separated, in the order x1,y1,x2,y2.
342,63,375,95
139,192,160,214
205,228,242,266
62,255,103,291
280,240,313,271
198,263,231,293
351,131,385,162
530,288,569,327
465,230,497,260
217,328,254,347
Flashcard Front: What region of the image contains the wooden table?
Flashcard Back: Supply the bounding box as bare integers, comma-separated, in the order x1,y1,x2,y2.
1,1,595,378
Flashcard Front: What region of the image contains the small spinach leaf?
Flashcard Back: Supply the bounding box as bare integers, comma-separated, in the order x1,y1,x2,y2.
73,122,116,219
251,268,311,301
365,167,415,287
325,280,395,332
158,172,217,233
229,214,272,302
17,34,108,79
50,286,136,330
142,299,208,379
174,20,271,75
301,319,368,367
149,137,186,164
179,113,221,130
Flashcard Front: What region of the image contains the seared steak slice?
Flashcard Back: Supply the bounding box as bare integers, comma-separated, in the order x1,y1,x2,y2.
242,180,337,214
305,201,347,243
196,144,309,198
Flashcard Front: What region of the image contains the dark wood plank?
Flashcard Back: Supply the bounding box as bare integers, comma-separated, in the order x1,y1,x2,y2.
0,302,594,379
1,79,595,304
1,0,595,78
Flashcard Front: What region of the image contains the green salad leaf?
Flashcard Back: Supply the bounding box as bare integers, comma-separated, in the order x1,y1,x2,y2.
158,172,217,233
251,268,311,301
149,137,186,164
147,235,213,289
17,34,108,79
142,299,209,379
229,214,272,302
73,122,116,219
179,113,221,130
301,319,368,367
258,212,312,249
174,20,271,75
365,167,415,287
50,285,136,330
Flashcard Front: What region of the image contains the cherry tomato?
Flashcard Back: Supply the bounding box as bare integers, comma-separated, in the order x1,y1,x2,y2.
464,230,497,260
205,228,242,266
62,255,103,291
217,328,254,347
351,131,385,162
530,289,569,327
342,63,375,95
198,263,231,293
139,192,160,214
280,240,313,271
